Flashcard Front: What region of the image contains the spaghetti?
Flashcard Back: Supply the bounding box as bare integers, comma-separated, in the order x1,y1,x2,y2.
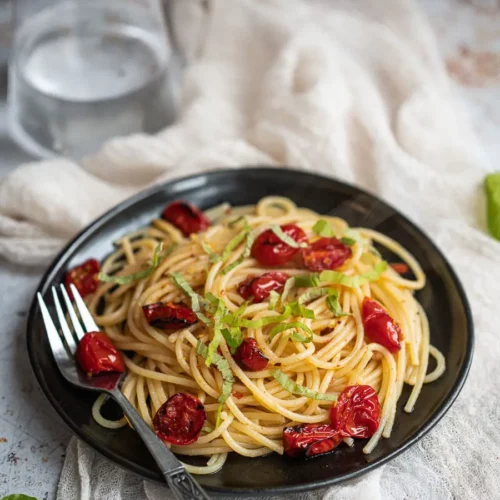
78,196,445,474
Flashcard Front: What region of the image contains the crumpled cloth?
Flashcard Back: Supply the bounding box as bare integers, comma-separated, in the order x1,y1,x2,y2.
2,0,497,499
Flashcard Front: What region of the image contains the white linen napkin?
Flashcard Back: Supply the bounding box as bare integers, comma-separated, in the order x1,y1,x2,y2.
2,0,498,498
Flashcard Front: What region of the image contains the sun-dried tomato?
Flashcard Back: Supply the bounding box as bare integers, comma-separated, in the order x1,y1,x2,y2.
301,237,352,271
233,338,269,371
283,423,343,458
142,302,197,329
251,224,306,266
153,393,206,446
76,331,124,376
362,297,402,352
65,258,100,299
237,271,289,303
161,200,210,236
390,263,410,275
330,385,380,439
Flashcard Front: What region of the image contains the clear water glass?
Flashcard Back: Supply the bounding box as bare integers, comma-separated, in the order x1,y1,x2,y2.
8,0,177,159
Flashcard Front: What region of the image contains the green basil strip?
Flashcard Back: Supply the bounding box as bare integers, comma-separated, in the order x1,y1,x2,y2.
485,172,500,240
215,402,224,428
99,242,166,285
221,327,243,351
268,290,280,310
170,272,211,325
297,287,332,304
325,290,352,317
206,298,227,366
227,215,246,228
222,229,254,275
196,341,234,404
200,241,221,263
289,302,316,319
271,369,337,401
221,227,250,263
270,224,306,248
269,321,314,343
340,237,357,246
320,261,387,288
294,274,321,288
312,219,335,237
281,277,296,302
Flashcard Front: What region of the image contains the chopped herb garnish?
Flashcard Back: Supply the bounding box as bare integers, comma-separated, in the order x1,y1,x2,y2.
340,237,357,246
222,228,254,274
312,219,335,237
270,225,306,248
200,241,221,263
294,274,321,288
170,272,211,325
269,321,314,343
485,172,500,240
271,369,337,401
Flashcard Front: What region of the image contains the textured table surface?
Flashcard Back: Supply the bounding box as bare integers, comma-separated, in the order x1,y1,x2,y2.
1,1,499,498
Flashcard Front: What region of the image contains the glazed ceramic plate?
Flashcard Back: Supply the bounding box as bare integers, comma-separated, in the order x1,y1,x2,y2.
27,167,473,496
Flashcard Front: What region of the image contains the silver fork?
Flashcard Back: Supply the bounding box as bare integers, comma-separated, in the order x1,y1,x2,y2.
37,284,210,500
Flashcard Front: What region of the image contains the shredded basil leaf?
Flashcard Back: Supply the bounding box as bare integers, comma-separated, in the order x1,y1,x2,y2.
221,327,243,352
196,341,234,405
215,402,224,428
340,237,357,246
222,229,254,274
201,424,214,433
297,287,332,304
269,321,314,343
320,261,387,288
170,272,211,325
281,277,296,302
206,298,227,366
271,369,337,401
289,302,316,319
221,228,250,263
270,225,306,248
295,274,321,288
1,496,38,500
325,290,352,317
200,241,221,262
98,242,167,285
268,290,280,310
485,172,500,240
312,219,335,237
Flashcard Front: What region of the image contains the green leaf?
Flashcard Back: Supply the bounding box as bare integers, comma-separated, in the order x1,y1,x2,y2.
297,286,332,304
221,227,250,263
319,261,387,288
196,341,234,410
485,172,500,240
269,321,314,343
340,237,357,246
170,272,211,325
215,402,224,428
281,277,296,302
289,302,316,319
227,215,246,228
268,290,280,310
206,298,227,366
221,327,243,351
325,290,352,317
271,369,337,401
294,274,321,288
312,219,335,237
1,495,37,500
270,225,306,248
99,242,169,285
200,241,221,263
222,229,254,275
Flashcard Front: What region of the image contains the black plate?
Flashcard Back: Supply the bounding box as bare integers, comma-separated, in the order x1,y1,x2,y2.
27,167,473,496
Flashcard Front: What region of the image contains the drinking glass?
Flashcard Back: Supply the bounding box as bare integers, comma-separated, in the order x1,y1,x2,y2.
7,0,178,159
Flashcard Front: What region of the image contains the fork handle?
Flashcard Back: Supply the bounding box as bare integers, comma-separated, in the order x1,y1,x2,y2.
110,389,211,500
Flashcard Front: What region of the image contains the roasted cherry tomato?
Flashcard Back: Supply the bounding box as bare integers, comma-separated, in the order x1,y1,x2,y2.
153,393,206,445
330,385,381,439
390,263,410,275
283,423,343,458
76,331,125,376
65,258,100,299
237,271,289,303
162,200,210,236
301,237,352,271
251,224,306,266
362,297,402,352
143,302,197,329
233,338,269,371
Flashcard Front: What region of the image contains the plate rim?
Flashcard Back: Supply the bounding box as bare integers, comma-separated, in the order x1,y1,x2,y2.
26,166,474,495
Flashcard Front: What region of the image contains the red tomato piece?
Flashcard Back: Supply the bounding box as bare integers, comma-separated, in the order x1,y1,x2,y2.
161,200,210,236
76,331,125,376
251,224,306,266
153,393,206,445
362,297,402,352
390,263,410,275
237,271,289,303
301,237,352,271
330,385,381,439
233,338,269,371
65,258,100,299
142,302,197,329
283,423,343,458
